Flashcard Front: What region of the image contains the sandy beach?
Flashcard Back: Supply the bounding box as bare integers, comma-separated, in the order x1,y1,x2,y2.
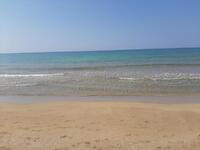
0,101,200,150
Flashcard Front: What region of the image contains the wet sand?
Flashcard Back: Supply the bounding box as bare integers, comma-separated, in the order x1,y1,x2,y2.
1,101,200,150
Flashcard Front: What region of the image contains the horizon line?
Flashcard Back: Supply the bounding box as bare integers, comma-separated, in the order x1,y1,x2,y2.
0,47,200,54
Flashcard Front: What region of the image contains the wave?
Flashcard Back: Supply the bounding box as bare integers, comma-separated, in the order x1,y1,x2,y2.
2,63,200,71
119,77,138,81
119,73,200,81
0,73,64,78
0,82,37,87
14,83,36,87
152,73,200,80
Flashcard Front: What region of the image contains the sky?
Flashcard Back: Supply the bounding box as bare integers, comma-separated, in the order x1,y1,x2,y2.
0,0,200,53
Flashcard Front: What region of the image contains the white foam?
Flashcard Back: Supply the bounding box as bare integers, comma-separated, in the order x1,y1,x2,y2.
14,83,35,87
119,73,200,81
152,73,200,80
0,73,64,78
119,77,137,81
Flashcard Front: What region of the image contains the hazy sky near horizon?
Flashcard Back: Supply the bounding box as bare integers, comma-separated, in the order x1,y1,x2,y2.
0,0,200,53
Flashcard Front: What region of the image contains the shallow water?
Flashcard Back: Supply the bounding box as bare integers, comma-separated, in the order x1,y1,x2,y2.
0,96,200,104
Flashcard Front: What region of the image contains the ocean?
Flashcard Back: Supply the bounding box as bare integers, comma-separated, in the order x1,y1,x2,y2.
1,48,200,96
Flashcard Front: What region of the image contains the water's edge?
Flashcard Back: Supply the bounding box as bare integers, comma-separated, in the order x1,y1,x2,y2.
0,95,200,104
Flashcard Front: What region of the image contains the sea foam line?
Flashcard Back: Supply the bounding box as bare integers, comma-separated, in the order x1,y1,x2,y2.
119,77,137,80
119,73,200,81
0,73,64,78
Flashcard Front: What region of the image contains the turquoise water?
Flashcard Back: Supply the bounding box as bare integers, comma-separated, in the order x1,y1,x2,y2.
0,48,200,96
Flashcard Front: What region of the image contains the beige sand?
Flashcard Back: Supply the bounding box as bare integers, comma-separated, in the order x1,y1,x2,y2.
1,101,200,150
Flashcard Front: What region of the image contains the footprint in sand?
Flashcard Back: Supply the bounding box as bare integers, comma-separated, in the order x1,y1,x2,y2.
60,135,67,139
156,146,162,149
96,128,101,131
0,131,9,135
125,133,132,137
92,145,97,149
84,141,91,145
26,137,40,143
94,139,100,143
71,144,76,148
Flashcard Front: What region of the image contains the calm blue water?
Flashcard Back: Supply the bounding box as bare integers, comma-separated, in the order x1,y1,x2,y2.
0,48,200,96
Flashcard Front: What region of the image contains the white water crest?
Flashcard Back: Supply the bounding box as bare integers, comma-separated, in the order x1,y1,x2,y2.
0,73,65,78
119,73,200,81
119,77,138,81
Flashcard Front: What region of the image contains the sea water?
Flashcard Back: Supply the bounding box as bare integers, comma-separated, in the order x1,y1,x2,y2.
1,48,200,96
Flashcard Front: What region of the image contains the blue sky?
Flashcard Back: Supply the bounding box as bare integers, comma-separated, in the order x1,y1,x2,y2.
0,0,200,53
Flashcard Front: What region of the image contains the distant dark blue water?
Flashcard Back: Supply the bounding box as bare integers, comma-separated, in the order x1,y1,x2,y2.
0,48,200,96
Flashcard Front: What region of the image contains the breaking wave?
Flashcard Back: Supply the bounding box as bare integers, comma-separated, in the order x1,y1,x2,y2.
119,73,200,81
0,73,64,78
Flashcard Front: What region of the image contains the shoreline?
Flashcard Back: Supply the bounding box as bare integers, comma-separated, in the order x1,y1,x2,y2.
0,95,200,104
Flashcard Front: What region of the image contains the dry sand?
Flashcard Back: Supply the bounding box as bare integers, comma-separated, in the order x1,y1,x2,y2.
1,101,200,150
